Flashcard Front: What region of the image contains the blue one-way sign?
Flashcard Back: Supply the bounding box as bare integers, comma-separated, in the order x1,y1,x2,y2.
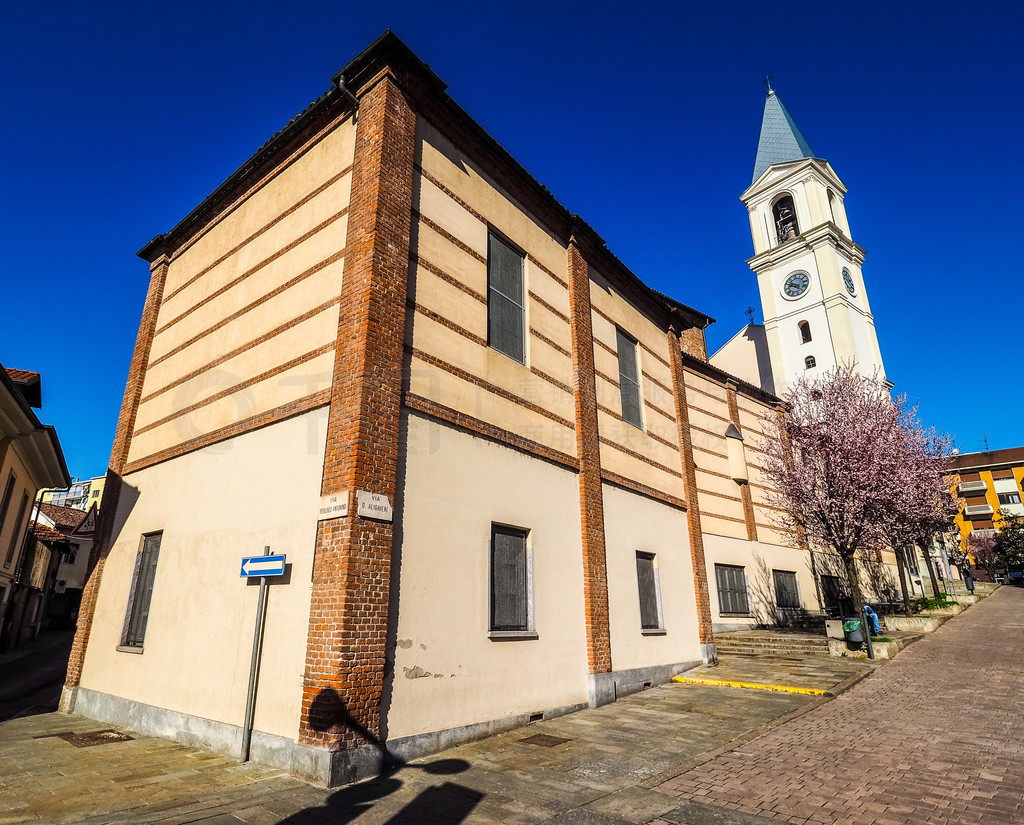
240,554,287,578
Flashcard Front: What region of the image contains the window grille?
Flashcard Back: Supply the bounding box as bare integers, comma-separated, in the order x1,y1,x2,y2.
121,533,162,648
490,526,528,631
773,569,800,609
636,552,661,630
715,564,749,614
616,329,643,428
487,233,525,363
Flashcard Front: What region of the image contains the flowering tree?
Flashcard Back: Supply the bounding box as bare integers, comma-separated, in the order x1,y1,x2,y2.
761,364,958,611
965,531,997,576
995,512,1024,570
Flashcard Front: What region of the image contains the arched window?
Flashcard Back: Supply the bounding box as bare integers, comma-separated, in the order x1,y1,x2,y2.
827,190,837,223
798,321,812,343
804,356,816,369
772,195,799,244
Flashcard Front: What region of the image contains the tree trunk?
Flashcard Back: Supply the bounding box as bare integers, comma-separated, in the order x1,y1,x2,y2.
841,551,866,614
921,539,942,598
894,548,913,614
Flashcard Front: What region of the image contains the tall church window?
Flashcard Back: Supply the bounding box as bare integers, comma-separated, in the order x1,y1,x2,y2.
616,329,643,429
772,195,799,244
804,356,816,370
487,232,526,363
798,321,812,344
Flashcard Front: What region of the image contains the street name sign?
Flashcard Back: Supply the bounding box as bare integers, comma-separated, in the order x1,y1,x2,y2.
240,554,287,578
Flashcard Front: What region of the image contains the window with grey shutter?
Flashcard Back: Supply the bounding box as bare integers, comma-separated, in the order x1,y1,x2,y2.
616,329,642,428
487,233,525,363
636,552,661,630
0,471,15,542
773,569,800,609
490,526,528,631
4,492,29,568
715,564,749,615
121,533,162,648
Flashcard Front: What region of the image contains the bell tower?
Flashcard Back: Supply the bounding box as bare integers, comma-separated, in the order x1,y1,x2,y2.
740,87,886,395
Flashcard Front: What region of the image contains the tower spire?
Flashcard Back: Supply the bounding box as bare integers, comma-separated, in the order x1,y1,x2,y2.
751,90,816,183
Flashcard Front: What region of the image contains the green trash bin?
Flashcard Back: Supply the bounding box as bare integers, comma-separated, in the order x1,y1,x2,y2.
842,618,863,643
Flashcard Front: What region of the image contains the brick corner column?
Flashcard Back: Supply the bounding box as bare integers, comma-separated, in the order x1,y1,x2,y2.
667,329,716,664
725,382,759,543
567,236,612,696
63,254,170,703
298,72,416,767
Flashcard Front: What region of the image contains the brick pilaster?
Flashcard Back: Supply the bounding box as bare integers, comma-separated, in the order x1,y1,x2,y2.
667,329,715,657
567,236,612,675
726,383,758,542
298,74,416,751
64,256,169,694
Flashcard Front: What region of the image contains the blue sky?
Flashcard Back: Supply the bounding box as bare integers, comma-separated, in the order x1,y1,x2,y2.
3,2,1021,480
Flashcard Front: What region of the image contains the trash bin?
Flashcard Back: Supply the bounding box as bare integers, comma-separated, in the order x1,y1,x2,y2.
842,618,863,643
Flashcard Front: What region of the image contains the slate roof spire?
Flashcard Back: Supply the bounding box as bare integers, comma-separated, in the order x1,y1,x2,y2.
751,89,816,184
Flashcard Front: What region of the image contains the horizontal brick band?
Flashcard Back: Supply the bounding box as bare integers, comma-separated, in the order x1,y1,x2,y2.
697,487,744,503
149,252,345,370
415,211,486,264
529,291,570,325
163,166,352,303
123,390,331,475
141,298,340,403
413,254,487,304
158,208,349,335
526,254,568,289
530,327,571,358
598,436,683,479
645,399,677,424
600,469,687,511
405,394,578,471
407,346,575,431
416,165,486,223
411,301,487,347
134,344,334,436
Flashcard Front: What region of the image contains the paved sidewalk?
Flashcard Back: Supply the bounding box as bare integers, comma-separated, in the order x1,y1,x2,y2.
656,586,1024,824
0,656,870,824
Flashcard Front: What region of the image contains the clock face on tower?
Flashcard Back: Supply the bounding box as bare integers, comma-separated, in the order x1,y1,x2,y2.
843,268,856,295
783,272,810,298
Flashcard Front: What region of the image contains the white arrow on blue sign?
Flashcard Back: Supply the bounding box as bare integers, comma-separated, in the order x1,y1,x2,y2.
240,554,287,578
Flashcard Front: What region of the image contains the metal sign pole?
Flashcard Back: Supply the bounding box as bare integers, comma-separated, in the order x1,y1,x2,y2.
241,546,271,762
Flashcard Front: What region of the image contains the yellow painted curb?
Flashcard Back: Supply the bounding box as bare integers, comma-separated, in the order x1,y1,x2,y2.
672,675,829,696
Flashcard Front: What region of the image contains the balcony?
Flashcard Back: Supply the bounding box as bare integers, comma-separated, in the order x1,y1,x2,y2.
964,504,994,519
958,480,988,495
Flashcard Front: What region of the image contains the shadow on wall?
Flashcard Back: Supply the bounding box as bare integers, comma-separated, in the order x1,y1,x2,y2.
288,688,479,824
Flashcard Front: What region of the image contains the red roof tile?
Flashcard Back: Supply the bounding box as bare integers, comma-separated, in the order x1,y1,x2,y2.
33,524,67,543
5,368,40,383
39,502,87,530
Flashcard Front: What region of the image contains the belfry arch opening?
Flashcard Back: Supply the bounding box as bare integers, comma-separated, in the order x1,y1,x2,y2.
798,321,812,343
772,195,799,244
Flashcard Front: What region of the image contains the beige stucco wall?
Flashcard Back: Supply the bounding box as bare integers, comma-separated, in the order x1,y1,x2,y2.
79,409,327,740
385,411,587,739
127,118,355,467
0,446,36,574
602,484,700,671
703,533,821,628
410,119,577,460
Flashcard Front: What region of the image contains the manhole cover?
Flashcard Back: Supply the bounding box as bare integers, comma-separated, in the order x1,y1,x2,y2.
57,729,135,748
520,734,570,747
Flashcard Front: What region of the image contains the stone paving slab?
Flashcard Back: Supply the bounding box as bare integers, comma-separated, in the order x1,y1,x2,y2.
0,653,861,825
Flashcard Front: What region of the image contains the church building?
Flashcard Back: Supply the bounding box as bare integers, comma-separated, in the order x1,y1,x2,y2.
61,34,896,787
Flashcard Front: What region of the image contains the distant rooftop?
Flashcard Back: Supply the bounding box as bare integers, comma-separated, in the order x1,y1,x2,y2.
751,91,817,184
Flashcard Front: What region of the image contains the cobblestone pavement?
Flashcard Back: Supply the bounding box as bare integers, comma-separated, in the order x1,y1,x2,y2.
0,655,871,824
655,586,1024,825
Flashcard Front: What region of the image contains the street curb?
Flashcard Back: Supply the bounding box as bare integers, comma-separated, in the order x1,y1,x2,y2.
672,676,829,696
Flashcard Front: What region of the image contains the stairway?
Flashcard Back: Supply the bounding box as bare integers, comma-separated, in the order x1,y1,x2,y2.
714,630,830,658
